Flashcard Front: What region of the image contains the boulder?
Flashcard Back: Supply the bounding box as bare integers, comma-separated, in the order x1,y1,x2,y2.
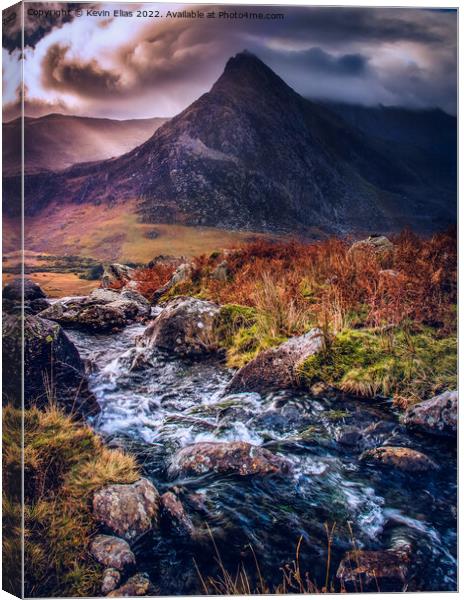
402,390,457,437
227,328,325,393
101,263,135,289
211,260,229,281
3,278,50,315
337,548,409,591
160,492,194,537
143,296,220,356
2,313,99,416
93,478,160,541
359,446,438,472
169,441,291,478
151,263,193,303
40,299,127,332
90,535,135,570
89,288,150,317
349,235,395,267
107,573,154,597
101,568,121,595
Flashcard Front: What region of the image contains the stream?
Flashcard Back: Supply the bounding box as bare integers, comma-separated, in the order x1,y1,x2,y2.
67,322,457,594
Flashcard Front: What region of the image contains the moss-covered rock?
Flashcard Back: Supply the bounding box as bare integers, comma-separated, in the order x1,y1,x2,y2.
298,327,456,404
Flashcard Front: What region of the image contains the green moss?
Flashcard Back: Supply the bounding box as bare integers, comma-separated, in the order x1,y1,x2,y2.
3,404,140,598
298,327,456,404
214,304,285,368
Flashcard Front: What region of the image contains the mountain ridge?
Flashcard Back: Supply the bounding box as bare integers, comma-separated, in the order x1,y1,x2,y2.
6,51,457,235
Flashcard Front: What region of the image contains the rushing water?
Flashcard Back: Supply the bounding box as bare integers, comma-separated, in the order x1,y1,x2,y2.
68,322,457,594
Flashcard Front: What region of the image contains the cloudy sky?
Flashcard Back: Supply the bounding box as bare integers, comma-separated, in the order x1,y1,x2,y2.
2,3,457,120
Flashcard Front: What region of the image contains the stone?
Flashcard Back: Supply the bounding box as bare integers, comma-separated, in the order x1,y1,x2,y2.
211,260,229,281
93,478,160,541
101,568,121,595
39,299,128,332
143,296,220,356
3,278,50,315
169,441,291,478
90,535,135,570
359,446,438,472
101,263,135,289
349,235,395,267
336,548,410,591
402,390,457,437
107,573,154,597
160,491,194,537
2,313,99,416
151,263,193,302
227,328,325,393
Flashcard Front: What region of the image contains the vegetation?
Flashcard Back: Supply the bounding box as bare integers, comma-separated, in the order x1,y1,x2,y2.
2,404,140,597
133,228,456,406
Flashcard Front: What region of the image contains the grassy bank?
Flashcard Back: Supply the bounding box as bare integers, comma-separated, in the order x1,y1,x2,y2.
132,229,457,407
2,404,140,597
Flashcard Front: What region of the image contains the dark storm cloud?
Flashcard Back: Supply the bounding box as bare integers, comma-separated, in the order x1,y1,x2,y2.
18,4,457,117
41,43,122,97
2,3,94,52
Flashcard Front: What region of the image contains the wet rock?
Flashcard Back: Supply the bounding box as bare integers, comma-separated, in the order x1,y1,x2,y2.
169,441,291,478
160,492,194,537
151,262,193,303
402,390,457,437
359,446,438,472
143,296,220,356
3,278,50,314
93,478,160,541
348,235,395,267
337,548,409,591
101,568,121,595
40,299,128,332
2,313,99,415
107,573,155,597
336,427,362,447
90,535,135,570
101,263,135,289
227,328,325,393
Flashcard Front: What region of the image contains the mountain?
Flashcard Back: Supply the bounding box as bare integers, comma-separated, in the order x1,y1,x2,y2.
2,114,168,176
9,52,456,234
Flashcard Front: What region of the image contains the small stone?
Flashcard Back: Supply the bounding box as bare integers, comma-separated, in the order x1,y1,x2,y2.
90,535,135,570
402,390,457,437
93,478,160,541
160,492,194,537
101,568,121,595
107,573,154,597
359,446,438,472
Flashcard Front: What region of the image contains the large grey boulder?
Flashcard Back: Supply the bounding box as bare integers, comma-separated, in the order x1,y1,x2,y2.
101,263,135,289
227,328,325,393
142,296,220,356
402,390,457,437
169,441,291,478
2,313,99,416
3,278,50,314
93,478,160,541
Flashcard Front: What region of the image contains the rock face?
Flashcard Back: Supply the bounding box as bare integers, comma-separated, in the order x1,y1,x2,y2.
107,573,154,597
337,548,409,590
2,313,99,415
90,535,135,570
143,296,220,356
160,492,194,537
359,446,438,472
38,288,149,332
3,278,50,314
402,390,457,437
93,478,160,541
227,328,325,393
169,441,291,478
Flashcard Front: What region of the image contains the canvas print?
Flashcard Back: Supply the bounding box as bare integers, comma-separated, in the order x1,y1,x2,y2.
2,2,457,597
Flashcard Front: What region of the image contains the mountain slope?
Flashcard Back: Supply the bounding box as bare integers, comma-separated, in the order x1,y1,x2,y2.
17,52,456,234
2,114,168,175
